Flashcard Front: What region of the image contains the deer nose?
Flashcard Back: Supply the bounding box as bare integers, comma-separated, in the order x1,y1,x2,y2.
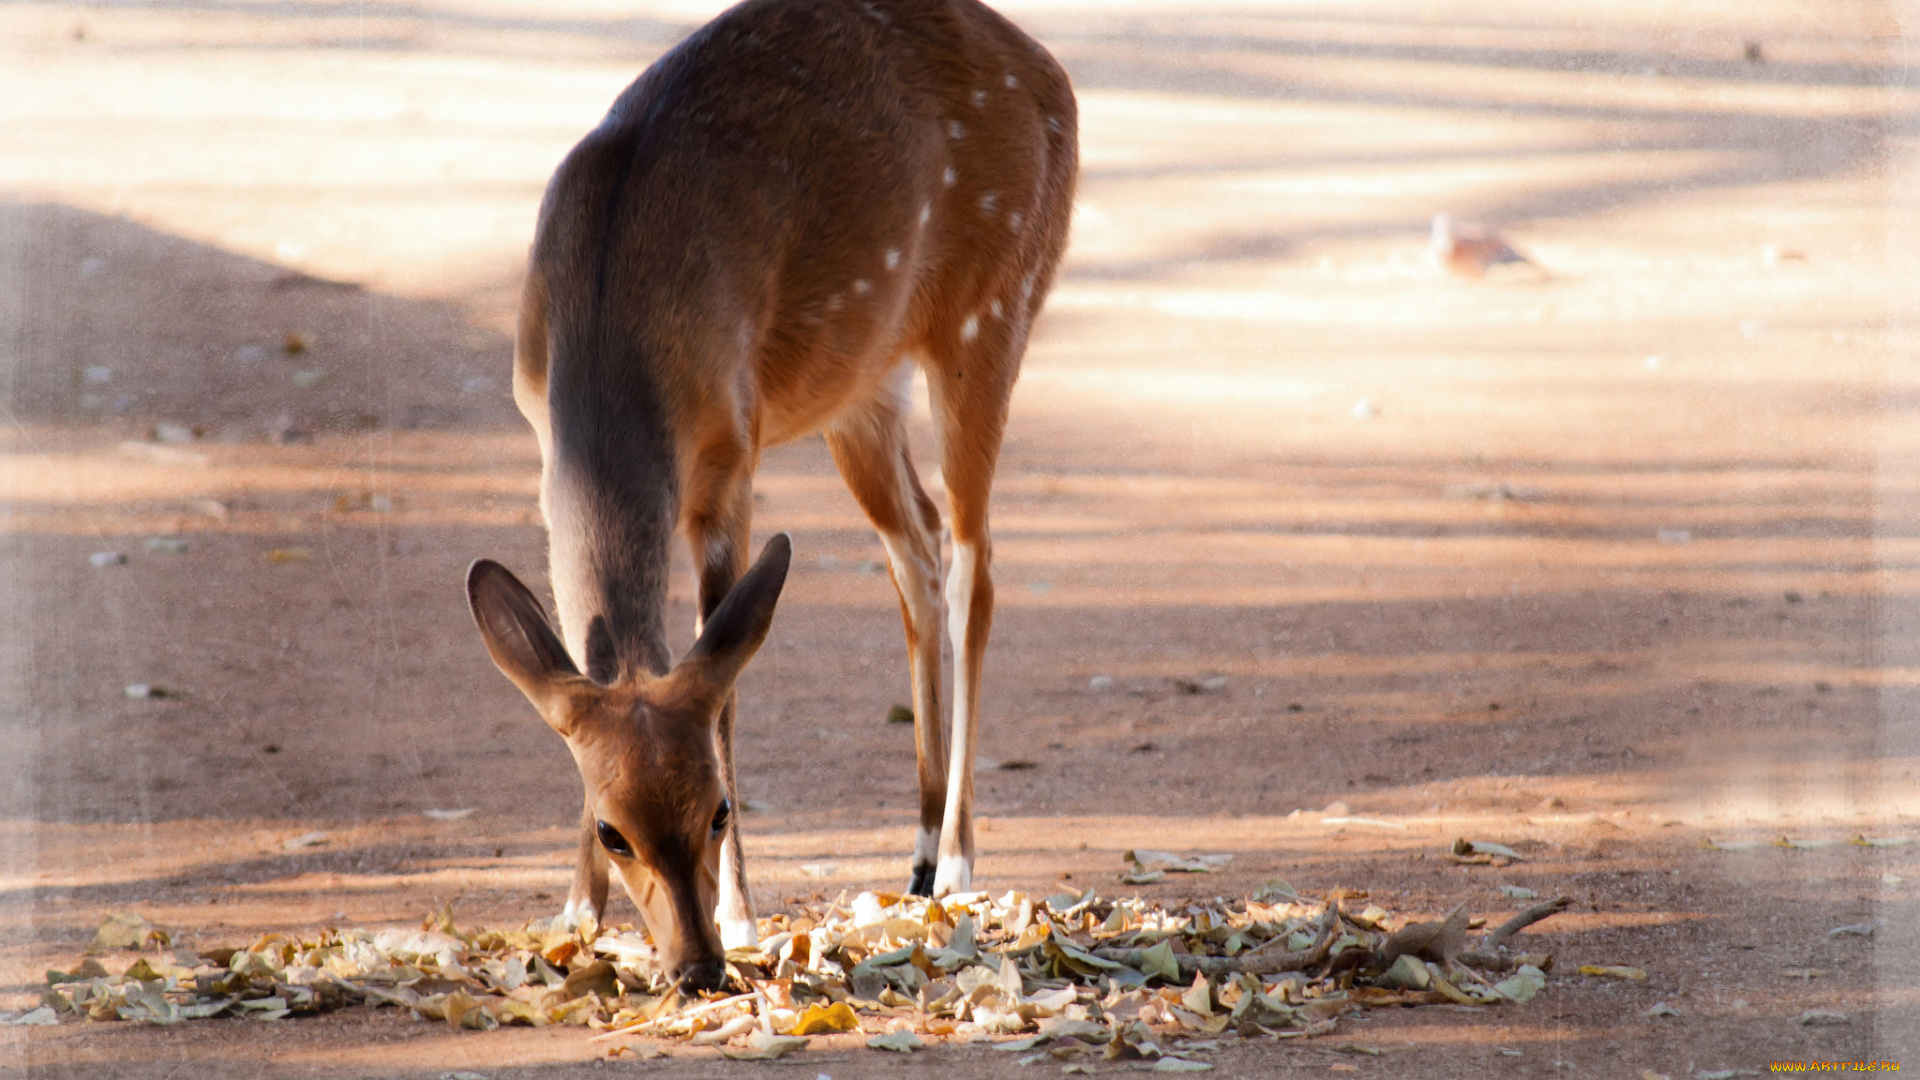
675,958,728,995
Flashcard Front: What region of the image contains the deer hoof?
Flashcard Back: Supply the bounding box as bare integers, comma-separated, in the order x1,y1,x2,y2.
906,864,935,897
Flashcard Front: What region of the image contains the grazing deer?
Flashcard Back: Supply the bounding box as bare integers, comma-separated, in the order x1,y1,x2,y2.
464,0,1076,992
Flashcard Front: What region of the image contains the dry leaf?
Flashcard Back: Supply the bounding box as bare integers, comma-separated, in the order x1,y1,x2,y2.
1378,954,1429,990
1451,839,1523,862
1494,965,1546,1003
1577,965,1646,981
1826,919,1882,938
689,1014,756,1045
868,1028,924,1052
789,1001,858,1035
721,1028,809,1060
88,913,168,953
1123,850,1233,873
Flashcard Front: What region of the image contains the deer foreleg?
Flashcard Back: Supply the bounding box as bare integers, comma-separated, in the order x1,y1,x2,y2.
690,491,758,949
934,534,992,896
562,800,610,930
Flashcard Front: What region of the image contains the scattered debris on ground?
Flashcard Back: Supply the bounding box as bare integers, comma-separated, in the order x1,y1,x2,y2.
33,877,1574,1064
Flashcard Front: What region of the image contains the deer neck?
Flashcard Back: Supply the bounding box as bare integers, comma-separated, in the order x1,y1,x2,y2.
545,405,680,684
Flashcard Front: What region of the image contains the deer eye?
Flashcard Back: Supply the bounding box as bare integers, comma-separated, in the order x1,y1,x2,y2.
710,799,732,837
595,820,633,857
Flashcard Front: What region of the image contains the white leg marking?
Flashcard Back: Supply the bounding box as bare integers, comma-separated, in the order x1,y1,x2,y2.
933,853,972,896
719,913,758,950
715,829,757,949
913,826,940,867
934,540,982,899
559,897,597,930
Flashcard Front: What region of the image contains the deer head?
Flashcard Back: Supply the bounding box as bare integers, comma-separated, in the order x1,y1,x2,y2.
464,533,791,992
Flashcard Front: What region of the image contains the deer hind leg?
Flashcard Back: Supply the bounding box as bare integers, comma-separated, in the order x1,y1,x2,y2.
924,336,1016,898
824,365,947,895
688,469,758,948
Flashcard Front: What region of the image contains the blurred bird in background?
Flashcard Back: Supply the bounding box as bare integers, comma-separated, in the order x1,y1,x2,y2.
1431,213,1543,279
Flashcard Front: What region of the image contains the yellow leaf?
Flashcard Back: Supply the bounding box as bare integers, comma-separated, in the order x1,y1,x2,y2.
1578,965,1647,980
790,1000,860,1035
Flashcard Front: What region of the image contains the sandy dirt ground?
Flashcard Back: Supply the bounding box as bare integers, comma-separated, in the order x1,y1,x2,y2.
4,0,1920,1075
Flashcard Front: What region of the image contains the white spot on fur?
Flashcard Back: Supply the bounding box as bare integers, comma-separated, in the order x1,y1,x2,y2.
1047,115,1063,133
960,314,979,342
971,89,987,109
877,359,916,416
1009,210,1024,232
978,191,998,215
920,203,932,226
942,167,956,188
853,279,872,296
989,300,1003,320
1020,274,1036,300
885,248,901,270
948,119,965,140
827,293,844,313
1003,72,1018,89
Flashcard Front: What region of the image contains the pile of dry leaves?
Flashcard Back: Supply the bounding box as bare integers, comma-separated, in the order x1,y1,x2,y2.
27,870,1569,1067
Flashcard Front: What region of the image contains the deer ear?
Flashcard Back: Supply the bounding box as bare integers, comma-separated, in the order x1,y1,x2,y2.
677,533,791,698
467,559,582,732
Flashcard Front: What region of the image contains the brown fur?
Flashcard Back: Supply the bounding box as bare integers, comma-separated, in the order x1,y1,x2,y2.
479,0,1077,983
